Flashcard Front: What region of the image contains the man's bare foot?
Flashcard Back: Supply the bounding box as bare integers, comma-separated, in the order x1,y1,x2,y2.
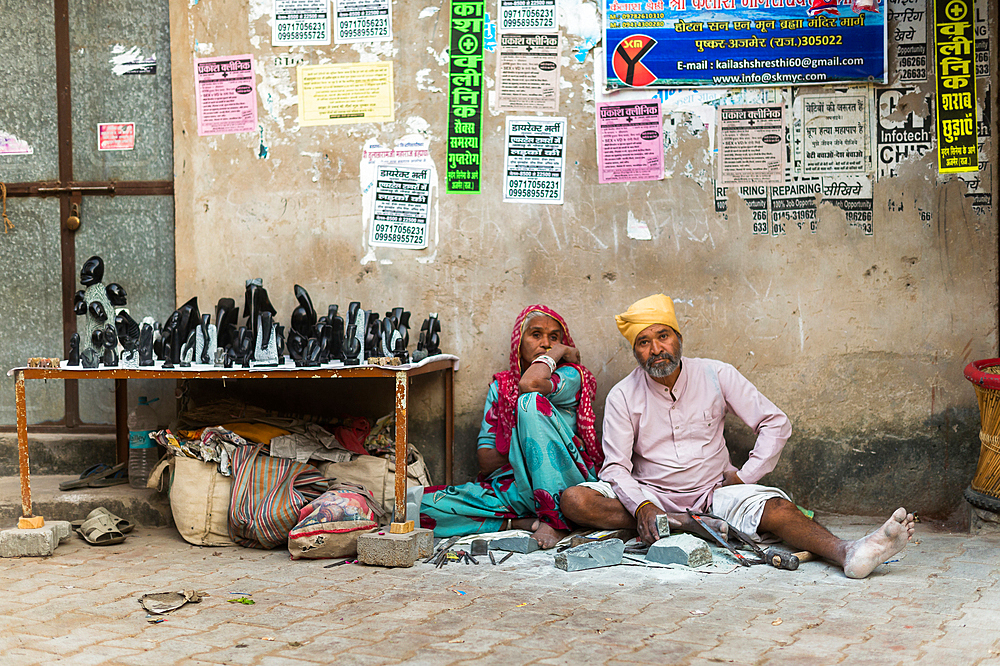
531,521,567,549
842,507,916,579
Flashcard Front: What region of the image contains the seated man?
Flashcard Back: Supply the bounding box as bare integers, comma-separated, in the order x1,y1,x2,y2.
561,294,915,579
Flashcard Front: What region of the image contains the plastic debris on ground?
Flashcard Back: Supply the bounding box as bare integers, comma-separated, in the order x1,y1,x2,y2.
139,589,204,615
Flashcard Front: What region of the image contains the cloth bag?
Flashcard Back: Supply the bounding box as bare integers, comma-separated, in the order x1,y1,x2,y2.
318,448,431,516
228,443,327,549
287,483,387,559
148,455,236,547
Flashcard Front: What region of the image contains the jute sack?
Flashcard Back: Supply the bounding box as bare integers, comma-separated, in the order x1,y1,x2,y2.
149,456,236,547
318,448,431,516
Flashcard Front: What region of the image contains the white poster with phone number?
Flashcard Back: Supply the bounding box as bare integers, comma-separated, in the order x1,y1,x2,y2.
369,164,431,248
504,116,566,205
334,0,391,43
273,0,331,46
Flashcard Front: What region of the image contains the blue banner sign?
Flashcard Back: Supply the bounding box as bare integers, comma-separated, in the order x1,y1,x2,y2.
604,0,887,88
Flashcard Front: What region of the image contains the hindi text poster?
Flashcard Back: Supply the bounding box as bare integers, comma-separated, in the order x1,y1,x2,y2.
297,62,394,126
334,0,392,43
597,100,664,183
446,0,486,193
889,0,928,83
497,33,561,112
369,164,432,249
717,105,785,186
504,116,567,204
273,0,331,46
499,0,557,32
195,55,258,136
799,91,870,174
97,122,136,151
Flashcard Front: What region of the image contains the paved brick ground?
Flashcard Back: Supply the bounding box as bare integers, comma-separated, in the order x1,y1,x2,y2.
2,514,999,666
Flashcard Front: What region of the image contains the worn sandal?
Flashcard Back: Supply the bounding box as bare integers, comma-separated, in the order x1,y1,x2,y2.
70,507,134,534
59,463,112,491
76,514,126,546
87,463,128,487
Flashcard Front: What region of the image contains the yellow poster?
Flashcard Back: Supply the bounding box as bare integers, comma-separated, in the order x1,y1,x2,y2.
297,62,394,126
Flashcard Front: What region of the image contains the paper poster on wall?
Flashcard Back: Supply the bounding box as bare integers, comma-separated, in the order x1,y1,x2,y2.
717,105,785,186
498,0,557,32
195,55,258,136
273,0,331,46
875,87,932,179
770,178,821,234
446,0,486,193
596,100,664,183
334,0,391,43
369,165,431,249
0,131,32,155
822,174,874,234
496,33,561,112
799,91,870,174
504,116,566,204
297,62,394,126
975,0,990,79
933,0,978,173
97,122,135,151
603,0,888,89
889,0,928,83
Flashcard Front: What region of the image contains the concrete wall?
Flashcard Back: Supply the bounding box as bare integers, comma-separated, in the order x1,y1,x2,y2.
169,0,998,516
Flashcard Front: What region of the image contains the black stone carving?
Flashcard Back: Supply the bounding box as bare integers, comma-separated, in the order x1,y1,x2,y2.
139,323,155,366
105,283,127,306
68,333,80,366
74,290,87,316
80,256,104,286
88,301,108,323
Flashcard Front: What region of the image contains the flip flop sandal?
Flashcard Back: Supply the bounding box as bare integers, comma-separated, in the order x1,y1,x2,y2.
59,463,112,491
76,514,126,546
87,463,128,487
70,507,134,534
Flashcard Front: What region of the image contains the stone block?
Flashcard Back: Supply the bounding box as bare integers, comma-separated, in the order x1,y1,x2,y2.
490,534,540,553
554,538,625,571
647,533,712,567
357,531,419,567
412,528,434,558
656,514,671,539
0,524,58,557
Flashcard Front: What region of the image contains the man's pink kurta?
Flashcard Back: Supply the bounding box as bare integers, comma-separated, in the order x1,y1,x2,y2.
600,357,792,516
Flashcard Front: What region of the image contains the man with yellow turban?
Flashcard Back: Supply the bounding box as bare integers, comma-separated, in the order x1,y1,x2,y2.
561,294,916,579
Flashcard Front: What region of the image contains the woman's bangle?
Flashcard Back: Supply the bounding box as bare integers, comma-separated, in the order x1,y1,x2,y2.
531,354,557,373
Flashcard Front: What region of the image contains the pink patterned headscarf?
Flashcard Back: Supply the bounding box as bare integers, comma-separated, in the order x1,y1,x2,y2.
491,305,602,470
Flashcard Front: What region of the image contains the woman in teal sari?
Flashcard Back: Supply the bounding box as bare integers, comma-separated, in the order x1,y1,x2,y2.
419,305,602,548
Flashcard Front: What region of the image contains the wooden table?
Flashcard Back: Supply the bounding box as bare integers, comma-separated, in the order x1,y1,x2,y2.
8,355,458,528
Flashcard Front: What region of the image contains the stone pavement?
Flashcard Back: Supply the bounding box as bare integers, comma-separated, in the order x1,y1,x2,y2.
1,514,999,666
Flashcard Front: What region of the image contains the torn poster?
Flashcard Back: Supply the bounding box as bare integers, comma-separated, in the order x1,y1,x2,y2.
498,0,557,32
504,116,566,204
875,87,932,179
98,123,136,151
888,0,927,83
799,91,871,174
273,0,331,46
496,33,561,112
334,0,392,43
596,100,664,183
822,174,873,235
0,131,32,155
933,0,978,173
369,165,432,249
770,177,821,234
195,55,258,136
717,105,785,186
297,62,394,126
110,46,156,75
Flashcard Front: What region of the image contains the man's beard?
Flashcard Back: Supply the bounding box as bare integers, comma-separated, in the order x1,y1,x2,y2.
637,342,682,378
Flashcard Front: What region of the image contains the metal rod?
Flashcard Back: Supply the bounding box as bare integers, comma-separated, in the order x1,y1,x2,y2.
15,371,32,518
444,366,454,485
393,371,409,526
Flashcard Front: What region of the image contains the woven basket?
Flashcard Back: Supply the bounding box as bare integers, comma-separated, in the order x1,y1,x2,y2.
964,359,1000,504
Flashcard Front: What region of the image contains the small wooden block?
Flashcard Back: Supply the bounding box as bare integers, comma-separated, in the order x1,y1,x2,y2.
389,520,414,534
18,516,45,530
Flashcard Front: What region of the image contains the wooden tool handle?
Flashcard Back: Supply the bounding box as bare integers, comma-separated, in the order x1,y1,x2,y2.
791,551,817,563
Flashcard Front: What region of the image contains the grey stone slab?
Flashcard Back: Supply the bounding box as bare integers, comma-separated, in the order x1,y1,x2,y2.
646,534,712,567
554,539,625,571
357,531,419,568
489,535,539,553
0,524,58,557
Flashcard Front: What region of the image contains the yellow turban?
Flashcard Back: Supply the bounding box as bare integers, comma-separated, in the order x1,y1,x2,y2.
615,294,680,346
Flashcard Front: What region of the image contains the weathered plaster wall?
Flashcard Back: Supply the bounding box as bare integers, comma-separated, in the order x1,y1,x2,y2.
170,0,998,516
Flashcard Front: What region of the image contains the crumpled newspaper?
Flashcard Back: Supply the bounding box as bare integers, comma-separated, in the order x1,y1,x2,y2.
139,589,203,615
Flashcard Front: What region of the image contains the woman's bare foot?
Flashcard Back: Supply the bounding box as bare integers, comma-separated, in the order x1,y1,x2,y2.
842,507,916,579
530,521,567,549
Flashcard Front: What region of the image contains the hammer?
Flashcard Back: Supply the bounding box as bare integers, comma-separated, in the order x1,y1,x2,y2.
764,549,817,570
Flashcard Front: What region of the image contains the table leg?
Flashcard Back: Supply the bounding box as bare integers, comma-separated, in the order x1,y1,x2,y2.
14,370,32,519
391,370,413,532
115,378,129,466
445,367,454,485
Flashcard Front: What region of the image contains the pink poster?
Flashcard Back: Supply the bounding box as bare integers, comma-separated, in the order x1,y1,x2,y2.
97,122,135,151
596,100,664,184
195,55,258,136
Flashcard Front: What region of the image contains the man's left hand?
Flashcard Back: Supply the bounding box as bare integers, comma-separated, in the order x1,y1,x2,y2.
721,470,744,487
